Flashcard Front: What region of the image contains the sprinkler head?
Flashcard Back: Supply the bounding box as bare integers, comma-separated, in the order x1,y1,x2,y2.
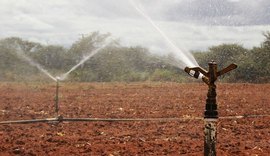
184,61,237,85
55,76,62,82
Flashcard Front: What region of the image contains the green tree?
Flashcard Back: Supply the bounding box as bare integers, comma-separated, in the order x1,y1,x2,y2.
69,31,111,62
195,44,247,69
248,32,270,82
0,37,42,81
30,45,69,71
193,44,249,82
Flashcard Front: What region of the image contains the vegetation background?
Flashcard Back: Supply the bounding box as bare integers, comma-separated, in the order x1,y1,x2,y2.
0,31,269,83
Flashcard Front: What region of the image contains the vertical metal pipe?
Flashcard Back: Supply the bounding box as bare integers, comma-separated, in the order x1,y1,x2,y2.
204,61,218,156
205,61,218,119
204,119,217,156
55,78,59,117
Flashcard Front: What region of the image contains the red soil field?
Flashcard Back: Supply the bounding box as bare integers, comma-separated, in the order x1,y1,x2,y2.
0,82,269,155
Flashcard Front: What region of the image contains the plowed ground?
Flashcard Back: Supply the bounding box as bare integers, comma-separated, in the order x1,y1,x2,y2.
0,82,269,155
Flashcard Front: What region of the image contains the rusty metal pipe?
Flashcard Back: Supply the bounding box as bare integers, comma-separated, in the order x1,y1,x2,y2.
55,78,60,117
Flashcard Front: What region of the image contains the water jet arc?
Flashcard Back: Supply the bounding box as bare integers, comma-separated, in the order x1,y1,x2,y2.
129,0,198,69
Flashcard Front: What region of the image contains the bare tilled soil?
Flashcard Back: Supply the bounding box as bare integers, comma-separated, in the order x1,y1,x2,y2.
0,82,269,155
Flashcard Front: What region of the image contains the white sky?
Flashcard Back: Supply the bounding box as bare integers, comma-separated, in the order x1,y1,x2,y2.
0,0,269,52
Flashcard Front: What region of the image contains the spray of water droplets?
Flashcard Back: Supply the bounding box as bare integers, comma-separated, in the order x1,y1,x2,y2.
14,39,113,82
129,0,199,69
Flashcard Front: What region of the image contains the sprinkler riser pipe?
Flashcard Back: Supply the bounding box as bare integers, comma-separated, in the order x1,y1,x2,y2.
204,61,218,156
205,61,218,119
204,84,218,118
208,61,217,83
204,119,217,156
55,79,59,116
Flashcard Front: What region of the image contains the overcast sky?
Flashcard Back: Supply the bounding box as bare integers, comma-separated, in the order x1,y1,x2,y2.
0,0,269,53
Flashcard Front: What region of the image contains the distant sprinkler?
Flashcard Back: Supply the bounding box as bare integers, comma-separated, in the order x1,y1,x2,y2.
56,76,61,81
184,60,237,156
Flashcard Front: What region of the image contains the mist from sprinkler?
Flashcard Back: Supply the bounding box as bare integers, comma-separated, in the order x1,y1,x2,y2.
13,39,113,82
129,0,199,69
59,40,112,81
15,46,57,82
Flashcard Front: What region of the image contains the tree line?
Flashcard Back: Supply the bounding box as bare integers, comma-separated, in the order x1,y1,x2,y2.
0,31,269,83
193,31,270,83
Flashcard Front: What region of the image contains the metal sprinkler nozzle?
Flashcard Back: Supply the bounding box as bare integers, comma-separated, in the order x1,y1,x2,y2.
184,67,200,78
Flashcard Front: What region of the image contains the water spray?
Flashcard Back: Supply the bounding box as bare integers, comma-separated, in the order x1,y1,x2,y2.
184,60,237,156
59,39,112,81
129,0,198,68
15,47,57,82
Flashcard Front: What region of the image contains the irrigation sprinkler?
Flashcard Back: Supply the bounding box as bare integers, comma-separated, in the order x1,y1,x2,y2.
184,60,237,156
